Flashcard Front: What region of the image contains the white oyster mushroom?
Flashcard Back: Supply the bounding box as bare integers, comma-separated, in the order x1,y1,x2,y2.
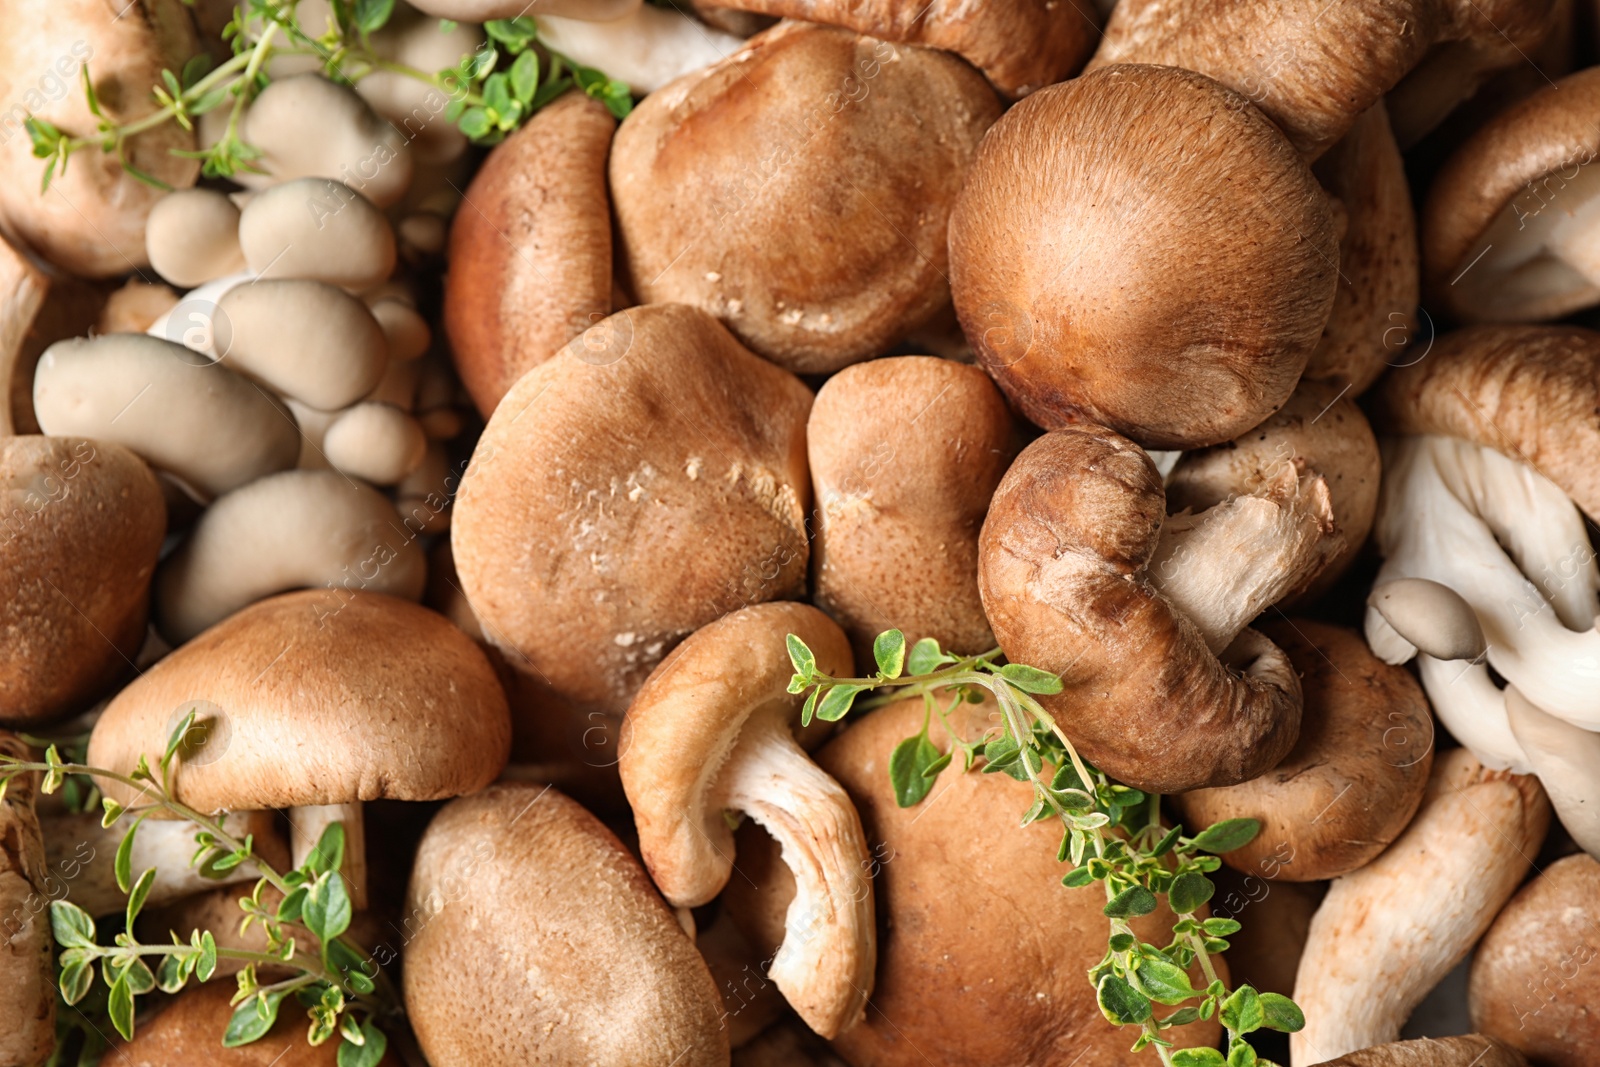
537,4,745,93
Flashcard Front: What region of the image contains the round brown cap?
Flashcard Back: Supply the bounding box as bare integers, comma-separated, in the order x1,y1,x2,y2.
1309,1035,1528,1067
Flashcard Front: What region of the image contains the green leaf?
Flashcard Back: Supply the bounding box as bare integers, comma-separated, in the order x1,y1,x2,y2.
1220,985,1265,1036
438,18,457,31
49,901,96,949
156,953,188,995
800,689,821,727
1168,872,1215,915
304,872,353,943
785,633,816,678
922,751,953,778
483,72,515,117
1259,992,1305,1033
120,959,156,996
328,939,375,995
352,0,395,32
223,992,285,1047
484,16,538,52
1096,973,1153,1025
197,930,218,981
1202,918,1242,937
981,736,1021,771
888,733,942,808
101,797,126,828
59,958,95,1005
107,973,135,1040
509,50,539,105
277,886,309,923
1103,885,1158,919
814,685,863,723
125,868,157,930
873,630,906,679
1228,1042,1258,1067
999,662,1063,694
1161,1006,1201,1028
180,53,213,90
80,66,102,118
905,637,948,676
115,815,147,893
306,822,345,877
1172,1050,1227,1067
164,707,198,768
337,1022,388,1067
1061,865,1094,889
458,107,492,140
1108,932,1135,952
1189,818,1261,855
1131,955,1197,1006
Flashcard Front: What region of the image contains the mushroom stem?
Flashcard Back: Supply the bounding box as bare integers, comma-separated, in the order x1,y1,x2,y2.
1415,656,1529,773
1505,686,1600,860
714,714,874,1040
290,802,368,911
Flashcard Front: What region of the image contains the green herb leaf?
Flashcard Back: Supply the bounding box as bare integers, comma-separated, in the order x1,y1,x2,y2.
1131,955,1197,1006
458,107,492,140
197,930,218,982
1151,822,1183,857
873,630,906,679
800,688,821,727
888,733,942,808
337,1021,388,1067
59,956,95,1005
277,885,309,923
905,637,948,676
1161,1006,1201,1028
999,662,1063,694
306,822,345,877
223,992,285,1047
49,901,96,949
156,953,188,994
1259,992,1305,1033
1220,985,1265,1035
1061,865,1094,889
509,50,539,105
981,736,1021,772
304,872,353,943
115,814,147,893
484,16,538,52
1189,818,1261,855
1202,918,1242,936
1171,1050,1227,1067
1103,885,1158,919
1228,1042,1258,1067
107,972,135,1040
1168,871,1215,915
785,633,816,678
1095,973,1152,1025
922,751,952,778
125,867,157,930
352,0,395,32
815,685,863,723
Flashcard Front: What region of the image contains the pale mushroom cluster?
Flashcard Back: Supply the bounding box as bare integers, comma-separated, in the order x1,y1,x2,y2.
4,2,1600,1067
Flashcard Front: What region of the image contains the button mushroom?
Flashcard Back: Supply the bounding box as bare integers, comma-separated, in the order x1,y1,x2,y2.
610,23,1002,375
145,188,248,289
403,783,729,1067
621,602,872,1037
212,279,389,410
0,732,53,1067
237,177,398,291
948,63,1338,449
321,402,428,486
1307,1035,1530,1067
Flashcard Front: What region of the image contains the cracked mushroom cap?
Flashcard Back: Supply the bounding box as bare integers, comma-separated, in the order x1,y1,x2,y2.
610,22,1001,375
0,732,53,1067
1423,67,1600,323
452,303,814,715
1172,620,1434,882
1311,1036,1529,1067
949,63,1337,450
978,426,1304,793
403,783,728,1067
2,437,165,728
86,590,510,812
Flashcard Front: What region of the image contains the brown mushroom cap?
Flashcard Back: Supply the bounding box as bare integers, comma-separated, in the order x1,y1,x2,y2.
1208,871,1325,998
403,784,728,1067
1373,324,1600,518
1,437,164,727
1309,1035,1529,1067
610,22,1001,375
444,91,614,417
452,303,814,714
978,426,1302,793
0,232,48,438
1468,852,1600,1065
808,355,1016,661
948,63,1337,450
0,733,53,1067
1172,620,1434,881
87,590,510,812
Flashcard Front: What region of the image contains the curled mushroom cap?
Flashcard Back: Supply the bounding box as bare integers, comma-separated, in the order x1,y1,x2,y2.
33,333,300,499
403,783,728,1067
1292,749,1550,1062
155,469,426,643
146,188,247,289
2,437,164,727
0,733,53,1067
214,279,388,409
1423,67,1600,323
1173,620,1434,882
1367,578,1488,665
611,22,1001,375
978,426,1305,793
0,0,199,277
453,304,813,714
949,64,1337,450
444,91,614,417
1087,0,1558,160
1309,1035,1529,1067
809,356,1015,661
621,602,872,1038
1468,853,1600,1065
237,178,398,290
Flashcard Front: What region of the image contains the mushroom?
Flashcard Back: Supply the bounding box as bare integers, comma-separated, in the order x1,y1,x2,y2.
1086,0,1560,159
0,732,54,1067
444,91,614,417
452,303,813,715
1307,1036,1529,1067
978,426,1313,792
357,10,484,166
403,0,640,23
537,5,745,93
1291,749,1550,1062
32,333,301,499
1504,687,1600,859
369,298,430,363
99,279,181,335
88,589,511,912
1422,67,1600,323
697,909,788,1049
403,783,728,1067
808,356,1016,662
322,402,428,485
154,469,427,643
1468,852,1600,1065
395,443,454,536
948,63,1337,450
0,0,200,277
145,188,248,289
620,602,872,1038
2,437,165,728
686,0,1101,98
214,279,389,410
237,177,398,291
0,232,47,438
610,22,1001,375
1208,871,1325,999
1172,620,1434,882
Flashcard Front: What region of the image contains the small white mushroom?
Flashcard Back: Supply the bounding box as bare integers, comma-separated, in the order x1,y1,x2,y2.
369,297,431,362
215,279,389,409
323,402,428,485
145,189,247,288
98,280,181,335
238,178,398,290
537,5,745,93
1505,686,1600,860
396,441,455,535
398,213,448,259
364,356,421,411
145,271,252,358
285,398,338,471
155,468,427,642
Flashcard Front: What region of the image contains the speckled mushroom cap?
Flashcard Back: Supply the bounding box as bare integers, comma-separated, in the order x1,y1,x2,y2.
2,437,165,727
1423,67,1600,323
445,91,615,417
452,303,814,715
610,22,1001,375
688,0,1101,97
948,63,1337,450
977,427,1303,793
1309,1035,1529,1067
1087,0,1558,160
1172,620,1435,882
1373,324,1600,519
403,784,728,1067
87,590,511,812
1468,853,1600,1065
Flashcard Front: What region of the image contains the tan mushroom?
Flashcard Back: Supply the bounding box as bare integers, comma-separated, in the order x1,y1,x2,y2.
0,732,53,1067
237,177,397,290
453,303,813,714
610,22,1001,375
1308,1036,1529,1067
403,0,640,23
99,279,180,334
948,63,1337,449
357,10,484,165
403,783,729,1067
2,437,164,727
536,5,746,94
145,188,247,289
214,279,389,410
322,402,428,486
0,235,48,438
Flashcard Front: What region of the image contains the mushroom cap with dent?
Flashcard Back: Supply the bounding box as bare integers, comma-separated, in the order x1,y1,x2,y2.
1310,1036,1528,1067
948,64,1337,450
445,91,614,417
403,783,728,1067
87,590,510,812
1373,324,1600,519
1367,578,1488,663
610,22,1002,375
977,426,1303,793
1,437,164,728
452,303,814,714
1468,853,1600,1065
1172,620,1435,882
808,355,1016,661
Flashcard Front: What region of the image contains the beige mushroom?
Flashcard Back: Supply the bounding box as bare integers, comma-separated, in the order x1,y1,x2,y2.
403,0,640,22
395,441,454,536
1504,686,1600,859
357,10,484,165
369,297,430,363
214,279,389,409
322,402,427,485
537,5,745,93
237,177,398,290
0,732,53,1067
1308,1036,1530,1066
145,188,247,288
98,279,180,335
0,232,47,438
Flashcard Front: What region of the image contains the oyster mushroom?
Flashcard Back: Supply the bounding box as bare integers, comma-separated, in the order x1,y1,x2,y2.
1309,1036,1529,1066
